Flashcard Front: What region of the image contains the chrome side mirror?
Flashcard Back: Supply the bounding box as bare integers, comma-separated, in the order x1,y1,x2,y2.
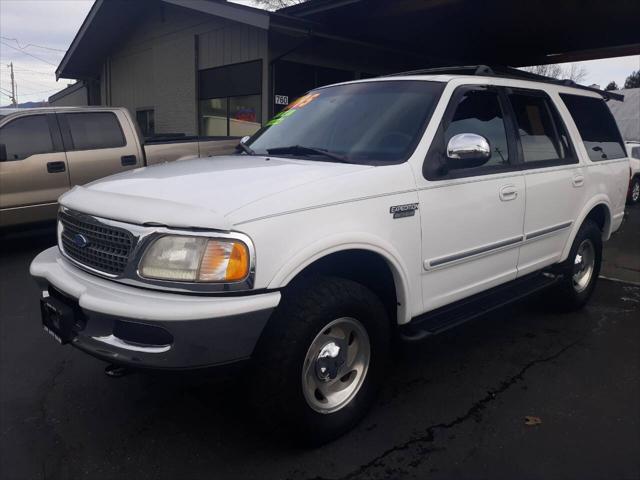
446,133,491,169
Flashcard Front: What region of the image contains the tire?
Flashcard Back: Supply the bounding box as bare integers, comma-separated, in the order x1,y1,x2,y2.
628,176,640,205
548,219,602,312
249,276,390,445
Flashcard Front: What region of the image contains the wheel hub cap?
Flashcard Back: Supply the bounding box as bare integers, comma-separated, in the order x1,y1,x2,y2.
315,341,346,382
572,239,595,293
302,317,371,414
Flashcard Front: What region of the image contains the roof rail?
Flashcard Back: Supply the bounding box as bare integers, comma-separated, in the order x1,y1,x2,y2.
385,65,624,101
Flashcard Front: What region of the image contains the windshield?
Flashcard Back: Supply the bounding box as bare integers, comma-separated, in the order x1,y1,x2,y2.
246,80,444,164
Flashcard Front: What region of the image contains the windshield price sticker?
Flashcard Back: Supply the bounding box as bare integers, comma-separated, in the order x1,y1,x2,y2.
266,93,321,127
275,95,289,105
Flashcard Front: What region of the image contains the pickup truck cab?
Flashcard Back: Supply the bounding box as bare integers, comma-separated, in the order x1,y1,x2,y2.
30,67,629,443
0,107,237,226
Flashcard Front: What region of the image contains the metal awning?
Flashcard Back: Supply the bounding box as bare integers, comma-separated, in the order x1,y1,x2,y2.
58,0,640,80
279,0,640,66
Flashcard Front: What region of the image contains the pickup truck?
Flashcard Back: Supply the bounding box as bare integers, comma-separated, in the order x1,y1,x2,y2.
0,107,238,227
30,67,629,443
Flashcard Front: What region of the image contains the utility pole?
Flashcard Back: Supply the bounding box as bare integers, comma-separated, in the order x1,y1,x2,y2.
7,62,18,107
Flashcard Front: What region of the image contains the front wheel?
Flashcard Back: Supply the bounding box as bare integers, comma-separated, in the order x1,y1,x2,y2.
250,276,390,444
548,219,602,311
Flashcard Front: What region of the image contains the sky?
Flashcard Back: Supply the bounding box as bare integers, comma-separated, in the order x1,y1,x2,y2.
1,0,639,105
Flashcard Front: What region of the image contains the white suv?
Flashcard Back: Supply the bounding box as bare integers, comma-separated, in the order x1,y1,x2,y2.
31,67,629,443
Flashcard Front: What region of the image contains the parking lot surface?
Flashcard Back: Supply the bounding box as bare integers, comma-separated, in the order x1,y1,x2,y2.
1,209,639,480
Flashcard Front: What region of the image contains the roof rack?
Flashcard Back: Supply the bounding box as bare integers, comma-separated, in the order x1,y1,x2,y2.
385,65,624,101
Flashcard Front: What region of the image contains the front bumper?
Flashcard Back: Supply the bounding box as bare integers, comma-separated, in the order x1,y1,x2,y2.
30,247,281,369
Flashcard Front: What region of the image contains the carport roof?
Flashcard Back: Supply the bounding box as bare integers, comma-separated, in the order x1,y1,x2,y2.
57,0,640,80
279,0,640,66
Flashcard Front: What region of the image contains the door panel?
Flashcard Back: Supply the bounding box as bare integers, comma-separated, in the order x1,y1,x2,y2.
0,113,70,221
58,111,141,186
419,175,525,311
417,85,525,313
518,166,585,275
0,151,70,210
505,89,585,276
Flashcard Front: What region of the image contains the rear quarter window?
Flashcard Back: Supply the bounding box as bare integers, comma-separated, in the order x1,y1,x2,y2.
62,112,126,151
559,94,626,161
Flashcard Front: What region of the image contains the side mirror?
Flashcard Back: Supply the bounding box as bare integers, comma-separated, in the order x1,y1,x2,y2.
446,133,491,169
0,143,7,162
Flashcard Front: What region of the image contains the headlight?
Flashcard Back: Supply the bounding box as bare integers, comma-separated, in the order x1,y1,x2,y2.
139,235,250,283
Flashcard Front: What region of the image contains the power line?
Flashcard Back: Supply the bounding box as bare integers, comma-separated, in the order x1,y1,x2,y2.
0,36,66,53
0,41,57,66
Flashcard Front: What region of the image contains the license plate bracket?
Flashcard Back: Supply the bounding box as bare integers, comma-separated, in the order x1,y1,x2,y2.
40,295,76,344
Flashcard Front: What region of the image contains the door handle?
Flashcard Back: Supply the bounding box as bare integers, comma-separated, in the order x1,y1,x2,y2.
499,185,518,201
121,155,137,166
46,161,66,173
572,174,585,187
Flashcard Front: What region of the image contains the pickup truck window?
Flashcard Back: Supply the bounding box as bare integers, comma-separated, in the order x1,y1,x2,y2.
445,89,510,167
559,94,626,161
509,92,572,164
62,112,126,151
0,115,54,161
246,80,444,164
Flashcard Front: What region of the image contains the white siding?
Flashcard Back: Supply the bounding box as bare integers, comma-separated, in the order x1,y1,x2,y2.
49,84,88,107
102,2,269,135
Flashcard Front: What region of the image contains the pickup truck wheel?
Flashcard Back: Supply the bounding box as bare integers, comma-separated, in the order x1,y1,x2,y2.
250,276,390,445
548,219,602,311
628,176,640,205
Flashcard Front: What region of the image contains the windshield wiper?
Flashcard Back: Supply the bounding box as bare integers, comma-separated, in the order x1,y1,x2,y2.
266,145,349,163
236,141,255,156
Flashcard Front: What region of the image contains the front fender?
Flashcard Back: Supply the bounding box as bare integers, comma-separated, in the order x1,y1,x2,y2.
267,232,414,324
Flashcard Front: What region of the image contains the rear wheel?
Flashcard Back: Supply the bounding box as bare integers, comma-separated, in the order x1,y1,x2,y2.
250,276,390,445
628,176,640,205
548,219,602,311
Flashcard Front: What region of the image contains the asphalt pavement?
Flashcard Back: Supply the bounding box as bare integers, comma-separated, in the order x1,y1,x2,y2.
1,208,638,480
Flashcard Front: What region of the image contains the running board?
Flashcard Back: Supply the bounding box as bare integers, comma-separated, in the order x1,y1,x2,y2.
400,272,562,342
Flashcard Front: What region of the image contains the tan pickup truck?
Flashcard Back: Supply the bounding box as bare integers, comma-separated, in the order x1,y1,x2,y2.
0,107,238,227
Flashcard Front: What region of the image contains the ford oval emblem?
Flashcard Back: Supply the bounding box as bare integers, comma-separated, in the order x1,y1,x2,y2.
72,233,90,248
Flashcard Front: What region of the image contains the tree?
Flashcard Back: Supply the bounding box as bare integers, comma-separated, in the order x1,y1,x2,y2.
521,63,588,83
605,81,619,91
624,71,640,89
253,0,307,10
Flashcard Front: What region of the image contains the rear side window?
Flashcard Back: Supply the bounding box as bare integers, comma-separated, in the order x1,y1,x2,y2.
62,112,126,150
509,92,572,164
559,94,626,161
0,115,54,161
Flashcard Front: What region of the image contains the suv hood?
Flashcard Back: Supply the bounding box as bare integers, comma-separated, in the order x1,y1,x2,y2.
60,155,371,230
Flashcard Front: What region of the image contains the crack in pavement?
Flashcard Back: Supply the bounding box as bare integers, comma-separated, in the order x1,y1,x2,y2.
305,339,582,480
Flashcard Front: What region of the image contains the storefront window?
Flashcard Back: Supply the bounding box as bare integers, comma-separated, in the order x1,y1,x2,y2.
229,95,261,136
198,61,262,137
200,98,228,136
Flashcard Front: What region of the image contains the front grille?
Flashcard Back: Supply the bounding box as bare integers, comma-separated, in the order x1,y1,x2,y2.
60,211,134,276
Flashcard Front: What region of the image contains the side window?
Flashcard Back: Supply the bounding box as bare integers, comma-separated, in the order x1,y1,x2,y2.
0,115,54,161
62,112,126,151
444,89,510,168
508,92,572,164
559,94,626,161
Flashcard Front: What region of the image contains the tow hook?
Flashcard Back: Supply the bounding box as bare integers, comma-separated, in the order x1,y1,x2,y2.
104,364,131,378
